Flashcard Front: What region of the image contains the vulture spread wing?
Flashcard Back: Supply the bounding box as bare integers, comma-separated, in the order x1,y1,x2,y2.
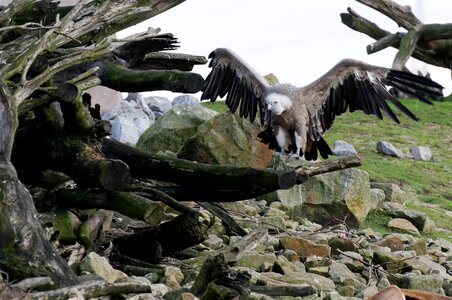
300,58,443,141
200,48,271,125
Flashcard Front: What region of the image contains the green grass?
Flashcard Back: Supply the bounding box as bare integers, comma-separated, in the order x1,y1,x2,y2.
203,99,452,240
200,100,230,113
325,100,452,240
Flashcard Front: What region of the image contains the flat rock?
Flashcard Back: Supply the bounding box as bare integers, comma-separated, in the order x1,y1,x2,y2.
279,271,336,291
279,236,331,258
387,218,420,235
386,206,435,233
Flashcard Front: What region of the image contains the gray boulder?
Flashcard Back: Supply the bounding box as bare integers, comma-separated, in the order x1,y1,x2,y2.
136,105,217,154
370,182,412,204
376,141,404,158
144,95,172,118
172,94,200,107
332,140,357,156
178,111,274,169
102,99,155,145
409,146,432,161
261,156,371,228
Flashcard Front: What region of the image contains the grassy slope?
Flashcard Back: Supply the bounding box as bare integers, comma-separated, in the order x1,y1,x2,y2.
202,99,452,240
324,99,452,240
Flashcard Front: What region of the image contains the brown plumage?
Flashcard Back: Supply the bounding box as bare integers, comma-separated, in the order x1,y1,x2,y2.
201,48,443,160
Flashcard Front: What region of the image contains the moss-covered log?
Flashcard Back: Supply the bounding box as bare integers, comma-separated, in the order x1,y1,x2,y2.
102,138,361,200
102,137,298,195
56,188,164,225
73,159,130,191
98,62,204,93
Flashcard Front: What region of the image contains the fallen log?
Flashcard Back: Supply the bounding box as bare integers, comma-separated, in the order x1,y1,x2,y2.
55,188,164,225
98,62,204,93
29,280,153,300
102,137,361,201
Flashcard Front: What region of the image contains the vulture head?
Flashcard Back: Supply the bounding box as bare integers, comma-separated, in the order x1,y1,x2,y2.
200,48,443,161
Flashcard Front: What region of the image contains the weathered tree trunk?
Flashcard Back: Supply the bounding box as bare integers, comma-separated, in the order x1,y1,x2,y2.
0,0,191,285
0,83,77,286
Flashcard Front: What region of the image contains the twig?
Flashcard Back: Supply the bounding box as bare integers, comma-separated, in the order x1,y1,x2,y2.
12,277,54,291
0,22,59,32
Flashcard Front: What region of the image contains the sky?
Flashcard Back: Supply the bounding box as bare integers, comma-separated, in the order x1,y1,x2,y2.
117,0,452,100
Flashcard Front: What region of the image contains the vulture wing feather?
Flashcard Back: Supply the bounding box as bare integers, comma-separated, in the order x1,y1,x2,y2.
299,58,443,139
201,48,270,125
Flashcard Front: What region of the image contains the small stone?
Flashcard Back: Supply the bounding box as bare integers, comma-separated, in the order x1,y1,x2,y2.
279,271,336,291
386,207,434,233
150,283,169,298
332,140,357,156
396,273,444,294
387,218,420,235
409,146,432,161
144,273,159,283
308,266,329,277
236,252,276,272
378,235,405,252
202,234,224,250
79,252,127,283
200,282,238,300
279,236,331,258
376,141,404,158
273,255,305,274
328,237,357,255
372,182,410,204
369,188,385,211
355,284,379,299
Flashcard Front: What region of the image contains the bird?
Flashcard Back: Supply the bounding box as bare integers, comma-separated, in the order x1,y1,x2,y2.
200,48,443,161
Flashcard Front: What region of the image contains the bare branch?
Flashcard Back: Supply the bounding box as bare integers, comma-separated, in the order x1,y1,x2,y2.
392,29,422,70
0,22,58,32
356,0,422,29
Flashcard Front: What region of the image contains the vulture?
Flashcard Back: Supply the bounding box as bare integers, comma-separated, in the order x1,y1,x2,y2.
200,48,443,160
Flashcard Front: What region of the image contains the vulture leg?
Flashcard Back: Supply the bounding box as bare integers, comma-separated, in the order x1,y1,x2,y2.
274,125,288,155
293,130,306,160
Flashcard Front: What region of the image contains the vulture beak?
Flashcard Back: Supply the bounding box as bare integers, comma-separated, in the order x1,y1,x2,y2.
267,103,272,110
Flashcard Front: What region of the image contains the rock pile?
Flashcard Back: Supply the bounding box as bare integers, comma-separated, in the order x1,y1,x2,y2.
43,195,451,299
